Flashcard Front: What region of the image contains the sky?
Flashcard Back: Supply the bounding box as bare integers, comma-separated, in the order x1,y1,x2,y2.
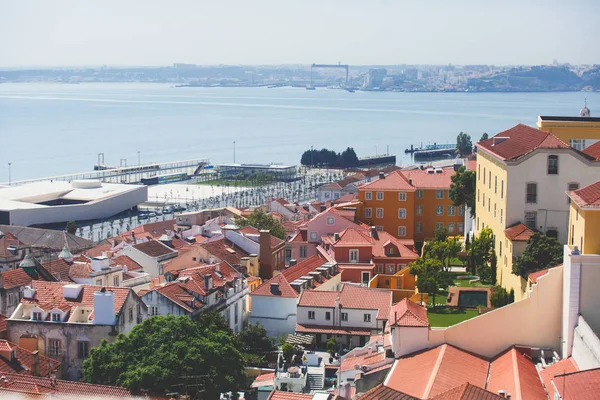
1,0,599,67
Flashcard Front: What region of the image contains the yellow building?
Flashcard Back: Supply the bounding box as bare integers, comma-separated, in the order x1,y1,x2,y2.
367,265,424,303
537,104,600,150
567,180,600,255
475,124,600,300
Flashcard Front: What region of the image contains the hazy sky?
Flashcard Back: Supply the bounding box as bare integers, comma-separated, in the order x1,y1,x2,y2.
1,0,599,67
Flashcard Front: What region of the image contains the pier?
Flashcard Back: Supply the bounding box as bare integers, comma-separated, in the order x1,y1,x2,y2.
2,158,211,186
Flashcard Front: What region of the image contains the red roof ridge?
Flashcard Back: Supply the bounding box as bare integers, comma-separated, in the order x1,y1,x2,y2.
504,223,536,241
583,140,600,160
569,180,600,208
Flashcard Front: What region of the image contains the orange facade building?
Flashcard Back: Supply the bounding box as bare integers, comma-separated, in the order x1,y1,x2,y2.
357,167,465,245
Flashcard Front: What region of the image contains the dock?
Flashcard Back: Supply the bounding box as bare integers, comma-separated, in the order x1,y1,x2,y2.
405,143,456,154
357,154,396,167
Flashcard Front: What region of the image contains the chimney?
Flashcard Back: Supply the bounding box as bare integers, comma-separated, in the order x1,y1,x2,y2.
370,226,378,239
92,290,116,325
23,286,36,300
215,263,221,272
91,256,110,271
379,171,385,179
209,256,215,264
259,230,272,279
32,350,40,377
289,259,297,267
203,274,213,290
63,284,83,299
270,282,280,295
130,231,135,243
333,233,340,242
408,178,413,185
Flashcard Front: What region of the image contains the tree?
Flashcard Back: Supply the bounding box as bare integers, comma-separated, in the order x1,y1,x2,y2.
449,166,476,217
424,236,461,272
456,132,473,156
508,289,515,304
490,251,497,285
326,338,337,356
480,132,489,141
66,220,78,235
82,314,246,397
339,147,359,168
434,226,449,242
281,343,295,362
409,258,453,306
513,233,563,279
234,209,286,239
236,323,275,365
469,227,494,277
490,285,509,307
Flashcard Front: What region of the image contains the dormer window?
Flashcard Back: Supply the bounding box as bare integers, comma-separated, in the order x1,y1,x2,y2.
51,313,61,322
32,312,42,321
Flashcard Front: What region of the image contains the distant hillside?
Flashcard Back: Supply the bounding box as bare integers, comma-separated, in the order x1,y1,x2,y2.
467,65,599,92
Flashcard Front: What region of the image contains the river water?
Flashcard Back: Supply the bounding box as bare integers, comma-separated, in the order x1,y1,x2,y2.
0,83,597,181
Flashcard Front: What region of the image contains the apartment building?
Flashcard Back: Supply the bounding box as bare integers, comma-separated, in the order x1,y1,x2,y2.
475,124,600,300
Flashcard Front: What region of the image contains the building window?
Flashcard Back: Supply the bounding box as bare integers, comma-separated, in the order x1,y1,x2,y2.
299,246,307,258
436,206,443,215
376,208,383,218
149,306,159,316
416,189,424,199
365,208,372,218
376,226,383,232
129,308,134,322
416,205,423,215
398,208,406,219
32,312,42,321
308,311,315,320
526,183,537,203
448,206,455,216
95,279,102,286
500,209,503,224
478,164,481,176
398,226,407,237
525,212,537,229
448,223,455,234
327,217,335,225
499,241,503,257
325,312,331,321
458,223,464,234
341,313,348,322
436,222,444,231
494,203,497,218
349,249,359,263
489,171,491,189
51,313,61,322
387,264,395,274
48,339,61,356
483,193,486,207
569,139,586,151
416,222,423,233
376,264,384,273
494,176,498,194
458,206,464,216
483,168,486,184
234,303,239,324
548,155,559,174
77,341,90,359
398,192,406,201
364,314,371,323
113,275,119,286
376,192,384,200
546,229,558,239
310,232,318,241
361,272,370,284
436,190,444,199
365,192,372,200
568,183,579,203
501,180,504,199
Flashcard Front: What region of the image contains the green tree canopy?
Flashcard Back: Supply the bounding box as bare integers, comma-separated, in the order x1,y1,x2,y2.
235,209,286,239
409,258,453,306
424,236,461,272
456,132,473,156
449,166,476,217
480,132,489,141
469,227,494,276
65,220,78,235
490,285,510,307
82,314,246,397
513,233,563,279
300,147,359,168
236,322,275,365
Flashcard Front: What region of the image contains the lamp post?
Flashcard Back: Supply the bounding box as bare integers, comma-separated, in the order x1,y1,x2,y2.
8,163,11,185
233,141,236,164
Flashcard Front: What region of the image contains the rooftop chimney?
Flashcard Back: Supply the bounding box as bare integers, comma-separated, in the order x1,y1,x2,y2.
32,351,40,377
203,274,213,290
370,226,378,239
63,284,83,299
90,256,110,272
289,259,297,267
408,178,413,185
23,286,36,300
92,290,116,325
379,171,385,179
270,282,280,295
333,232,340,242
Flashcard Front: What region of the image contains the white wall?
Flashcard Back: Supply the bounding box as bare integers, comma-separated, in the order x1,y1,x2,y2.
506,151,600,242
141,290,190,317
391,326,429,358
225,229,260,255
249,296,297,337
296,306,379,330
572,316,600,370
118,246,162,277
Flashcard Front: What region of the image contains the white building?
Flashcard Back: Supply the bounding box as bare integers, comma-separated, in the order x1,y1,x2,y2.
0,180,147,227
118,239,178,277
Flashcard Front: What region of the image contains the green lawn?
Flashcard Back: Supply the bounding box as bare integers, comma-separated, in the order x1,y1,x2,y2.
427,307,479,327
454,279,492,288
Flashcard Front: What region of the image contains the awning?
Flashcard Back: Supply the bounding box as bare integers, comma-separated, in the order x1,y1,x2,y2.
295,324,373,336
285,333,314,346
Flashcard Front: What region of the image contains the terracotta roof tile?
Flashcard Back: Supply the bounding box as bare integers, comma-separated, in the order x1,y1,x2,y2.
289,229,308,243
359,171,415,191
251,372,275,388
504,223,535,241
281,255,328,283
335,228,374,246
389,298,429,327
239,226,260,235
322,175,362,189
528,268,550,284
0,314,6,332
84,243,113,258
127,219,177,238
0,372,137,398
332,193,358,204
199,237,250,266
539,358,578,399
373,231,419,260
553,367,600,400
358,383,418,400
583,140,600,160
488,348,547,400
399,167,456,190
267,391,314,400
295,324,372,336
340,351,386,372
251,273,298,298
569,180,600,208
430,382,503,400
111,255,143,272
0,233,23,259
41,259,73,282
0,340,60,377
132,240,176,258
1,268,33,289
477,124,569,161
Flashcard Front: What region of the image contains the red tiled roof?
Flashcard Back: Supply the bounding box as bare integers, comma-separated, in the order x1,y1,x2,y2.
359,171,415,191
373,231,419,260
26,281,132,316
477,124,569,161
333,193,358,204
68,262,95,279
504,223,535,241
0,233,23,259
553,367,600,400
358,384,418,400
321,175,363,189
41,259,73,282
0,372,136,398
132,240,176,258
488,348,547,400
569,180,600,208
1,268,33,289
430,383,503,400
281,255,327,283
340,350,386,372
336,228,374,246
539,358,578,399
295,324,372,336
583,140,600,160
111,255,142,272
0,340,60,377
152,282,203,312
239,226,260,235
0,314,6,332
267,391,314,400
399,167,456,190
199,237,250,266
84,243,113,258
251,273,298,298
528,268,550,284
128,219,177,238
289,229,308,243
389,298,429,327
298,284,391,320
386,344,489,399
